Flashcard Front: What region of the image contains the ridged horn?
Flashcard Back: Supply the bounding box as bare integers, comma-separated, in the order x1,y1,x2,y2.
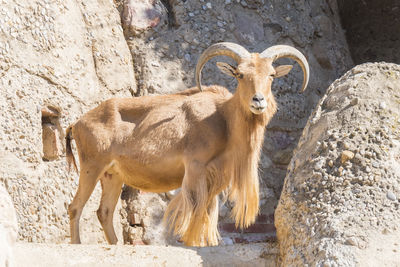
195,42,251,91
260,45,309,92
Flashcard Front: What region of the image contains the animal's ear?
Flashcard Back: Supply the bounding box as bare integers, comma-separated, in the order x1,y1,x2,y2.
274,65,293,78
216,62,238,78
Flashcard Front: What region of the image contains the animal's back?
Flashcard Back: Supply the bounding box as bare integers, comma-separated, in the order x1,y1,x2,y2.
71,86,231,191
75,86,230,146
113,86,231,160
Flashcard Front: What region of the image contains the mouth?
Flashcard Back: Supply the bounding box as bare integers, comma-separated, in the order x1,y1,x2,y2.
250,103,267,114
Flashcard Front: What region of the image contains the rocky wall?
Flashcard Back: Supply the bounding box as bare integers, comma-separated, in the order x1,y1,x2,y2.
0,0,136,243
275,63,400,266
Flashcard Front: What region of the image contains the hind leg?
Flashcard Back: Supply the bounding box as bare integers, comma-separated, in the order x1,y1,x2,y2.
97,172,123,244
68,161,104,244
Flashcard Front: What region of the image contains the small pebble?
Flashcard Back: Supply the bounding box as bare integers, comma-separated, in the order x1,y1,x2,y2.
338,166,344,176
184,53,191,62
221,237,234,245
379,102,387,109
387,191,397,201
345,237,358,246
350,97,359,106
341,150,354,164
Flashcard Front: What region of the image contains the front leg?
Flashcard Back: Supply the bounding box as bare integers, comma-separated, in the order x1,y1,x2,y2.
163,160,207,246
164,156,230,247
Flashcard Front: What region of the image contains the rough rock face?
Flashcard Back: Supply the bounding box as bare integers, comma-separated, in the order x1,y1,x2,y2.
120,187,173,245
0,184,18,267
275,63,400,266
0,0,136,243
338,0,400,64
116,0,353,242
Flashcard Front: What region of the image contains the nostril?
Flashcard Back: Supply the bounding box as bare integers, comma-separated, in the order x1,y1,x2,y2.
252,95,264,102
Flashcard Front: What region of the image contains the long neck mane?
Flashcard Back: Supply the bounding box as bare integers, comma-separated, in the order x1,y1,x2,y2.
222,92,277,228
223,91,276,164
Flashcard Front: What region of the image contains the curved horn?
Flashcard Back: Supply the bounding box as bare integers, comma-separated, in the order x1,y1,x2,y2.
260,45,309,92
195,42,251,91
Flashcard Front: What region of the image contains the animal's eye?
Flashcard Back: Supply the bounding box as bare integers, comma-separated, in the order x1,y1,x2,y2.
236,73,244,79
270,73,276,78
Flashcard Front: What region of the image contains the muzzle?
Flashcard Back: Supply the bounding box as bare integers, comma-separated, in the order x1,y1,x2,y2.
250,92,267,114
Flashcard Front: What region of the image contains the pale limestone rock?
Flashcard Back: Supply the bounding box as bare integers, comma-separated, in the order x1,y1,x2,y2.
0,185,18,267
42,123,62,161
276,63,400,266
0,0,135,243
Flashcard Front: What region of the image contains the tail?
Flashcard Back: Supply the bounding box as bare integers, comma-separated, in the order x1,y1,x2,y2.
66,125,78,173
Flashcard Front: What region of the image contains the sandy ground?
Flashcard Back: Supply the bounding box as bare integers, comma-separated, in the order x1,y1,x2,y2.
14,242,278,267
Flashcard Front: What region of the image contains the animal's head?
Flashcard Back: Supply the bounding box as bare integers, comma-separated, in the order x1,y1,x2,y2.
195,42,309,115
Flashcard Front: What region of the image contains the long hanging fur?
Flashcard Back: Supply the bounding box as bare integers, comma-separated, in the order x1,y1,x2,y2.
227,111,268,229
164,163,225,246
228,137,263,228
164,92,277,246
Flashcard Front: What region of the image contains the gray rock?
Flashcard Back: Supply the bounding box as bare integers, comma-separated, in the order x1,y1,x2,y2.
184,53,191,62
233,13,264,45
386,191,397,201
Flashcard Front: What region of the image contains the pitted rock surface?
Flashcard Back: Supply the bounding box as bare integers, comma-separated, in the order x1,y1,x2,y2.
275,62,400,266
0,0,135,243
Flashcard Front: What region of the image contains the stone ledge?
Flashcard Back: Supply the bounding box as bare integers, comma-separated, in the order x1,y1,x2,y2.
14,242,278,267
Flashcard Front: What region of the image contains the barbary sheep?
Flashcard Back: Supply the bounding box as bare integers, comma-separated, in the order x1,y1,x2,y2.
66,42,309,246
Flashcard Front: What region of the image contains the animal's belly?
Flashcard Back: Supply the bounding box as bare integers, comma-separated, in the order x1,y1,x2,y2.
113,157,185,193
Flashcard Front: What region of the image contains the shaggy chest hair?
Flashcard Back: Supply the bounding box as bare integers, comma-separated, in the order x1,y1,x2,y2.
222,94,277,229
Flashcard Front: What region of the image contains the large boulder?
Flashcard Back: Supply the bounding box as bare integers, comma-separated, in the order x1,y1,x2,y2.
0,0,135,243
0,184,18,267
275,63,400,266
